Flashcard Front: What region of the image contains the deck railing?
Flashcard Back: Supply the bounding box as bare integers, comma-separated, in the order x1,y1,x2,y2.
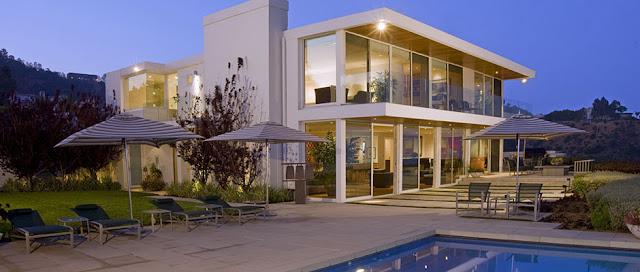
574,159,595,174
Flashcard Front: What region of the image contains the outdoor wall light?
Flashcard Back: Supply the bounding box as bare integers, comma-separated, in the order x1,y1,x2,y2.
377,20,387,31
521,78,528,84
133,66,140,72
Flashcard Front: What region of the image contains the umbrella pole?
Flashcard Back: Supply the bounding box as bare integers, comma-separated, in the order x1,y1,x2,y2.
516,134,520,189
124,139,134,219
265,140,270,212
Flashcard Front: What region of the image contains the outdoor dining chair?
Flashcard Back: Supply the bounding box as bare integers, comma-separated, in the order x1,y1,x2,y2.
455,183,491,216
506,183,543,221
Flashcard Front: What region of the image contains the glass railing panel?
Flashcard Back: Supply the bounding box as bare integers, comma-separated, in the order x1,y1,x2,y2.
504,98,533,117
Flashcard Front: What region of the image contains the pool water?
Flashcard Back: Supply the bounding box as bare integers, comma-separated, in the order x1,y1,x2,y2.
315,236,640,272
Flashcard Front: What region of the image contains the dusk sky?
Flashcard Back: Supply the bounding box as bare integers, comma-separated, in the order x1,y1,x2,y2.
1,0,638,114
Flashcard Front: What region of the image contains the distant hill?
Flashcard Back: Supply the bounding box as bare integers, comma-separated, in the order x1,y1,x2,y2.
0,48,104,99
527,120,640,162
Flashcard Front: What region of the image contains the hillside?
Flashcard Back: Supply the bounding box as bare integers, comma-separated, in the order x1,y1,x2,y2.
528,120,640,162
0,48,104,99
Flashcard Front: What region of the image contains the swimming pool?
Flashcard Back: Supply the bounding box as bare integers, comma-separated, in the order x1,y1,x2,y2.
315,236,640,272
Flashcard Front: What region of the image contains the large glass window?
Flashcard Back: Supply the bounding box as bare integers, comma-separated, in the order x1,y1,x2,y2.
373,125,395,196
305,122,336,199
369,41,390,103
484,76,493,116
448,64,463,112
346,122,372,198
431,60,447,110
419,127,435,188
123,73,165,110
402,125,419,190
304,34,336,105
441,128,465,185
345,34,369,104
412,54,429,108
391,48,411,105
473,73,485,115
493,79,503,117
470,136,489,173
167,73,178,110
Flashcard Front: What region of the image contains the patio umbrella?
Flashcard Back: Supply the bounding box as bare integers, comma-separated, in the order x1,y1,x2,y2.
55,114,203,219
205,121,329,216
465,115,585,187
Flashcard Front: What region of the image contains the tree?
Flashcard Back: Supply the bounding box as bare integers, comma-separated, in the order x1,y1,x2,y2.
0,89,120,189
176,57,262,189
592,97,627,121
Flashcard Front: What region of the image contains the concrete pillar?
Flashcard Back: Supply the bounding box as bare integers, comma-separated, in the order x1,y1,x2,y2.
394,123,403,194
335,119,347,202
433,127,442,188
336,30,346,105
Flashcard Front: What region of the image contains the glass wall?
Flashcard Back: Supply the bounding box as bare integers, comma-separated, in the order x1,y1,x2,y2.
474,73,485,115
411,53,429,108
369,41,390,103
448,64,463,112
470,137,489,173
373,125,395,196
123,73,165,110
484,75,493,116
304,34,336,105
345,34,369,104
305,122,336,199
441,128,465,185
346,122,372,198
402,125,419,190
391,48,411,105
431,60,447,110
167,73,178,110
419,127,435,188
493,79,503,117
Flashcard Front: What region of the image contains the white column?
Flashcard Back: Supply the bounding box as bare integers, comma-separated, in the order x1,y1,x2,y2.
335,119,347,202
499,139,504,172
336,30,346,105
464,128,471,176
394,123,403,194
433,127,442,188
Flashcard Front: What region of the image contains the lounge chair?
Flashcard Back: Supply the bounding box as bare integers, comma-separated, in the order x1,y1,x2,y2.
506,183,543,221
7,208,74,253
71,204,140,244
201,195,265,224
455,183,491,216
149,198,219,231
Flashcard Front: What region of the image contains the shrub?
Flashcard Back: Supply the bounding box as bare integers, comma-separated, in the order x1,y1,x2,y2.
595,161,640,174
1,176,120,192
625,208,640,225
165,181,292,203
586,177,640,231
572,171,636,196
141,163,165,191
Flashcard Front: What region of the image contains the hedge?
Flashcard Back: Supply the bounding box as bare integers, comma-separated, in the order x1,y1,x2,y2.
1,176,121,192
586,177,640,231
573,171,636,197
164,181,292,203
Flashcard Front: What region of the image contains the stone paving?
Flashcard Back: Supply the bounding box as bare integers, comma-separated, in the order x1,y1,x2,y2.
0,202,638,272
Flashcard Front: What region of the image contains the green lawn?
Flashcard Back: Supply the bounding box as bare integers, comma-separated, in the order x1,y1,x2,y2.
0,191,199,234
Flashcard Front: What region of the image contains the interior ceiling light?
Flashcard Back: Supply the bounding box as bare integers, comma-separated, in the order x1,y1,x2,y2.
377,20,387,31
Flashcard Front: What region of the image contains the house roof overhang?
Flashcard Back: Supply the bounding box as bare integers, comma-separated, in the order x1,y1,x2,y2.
285,8,535,80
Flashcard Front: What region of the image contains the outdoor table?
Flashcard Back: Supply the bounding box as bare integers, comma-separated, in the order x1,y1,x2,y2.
534,165,571,176
490,195,514,216
57,216,90,241
141,209,171,233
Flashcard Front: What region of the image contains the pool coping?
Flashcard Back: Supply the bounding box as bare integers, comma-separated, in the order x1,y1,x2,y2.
291,228,640,272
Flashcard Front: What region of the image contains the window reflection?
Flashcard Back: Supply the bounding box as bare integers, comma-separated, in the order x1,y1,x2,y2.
346,122,372,198
391,48,411,105
412,54,429,108
124,73,165,110
431,60,447,110
305,122,336,199
345,34,369,104
369,41,390,103
304,35,336,105
448,64,463,112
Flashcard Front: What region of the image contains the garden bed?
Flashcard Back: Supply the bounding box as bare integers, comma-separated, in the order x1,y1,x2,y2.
541,196,592,230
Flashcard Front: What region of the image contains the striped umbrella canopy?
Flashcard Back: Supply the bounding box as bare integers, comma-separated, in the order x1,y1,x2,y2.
205,121,329,216
465,115,586,187
466,114,585,141
56,114,203,219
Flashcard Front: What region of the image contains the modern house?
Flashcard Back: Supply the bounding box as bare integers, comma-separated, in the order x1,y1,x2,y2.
104,0,535,203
